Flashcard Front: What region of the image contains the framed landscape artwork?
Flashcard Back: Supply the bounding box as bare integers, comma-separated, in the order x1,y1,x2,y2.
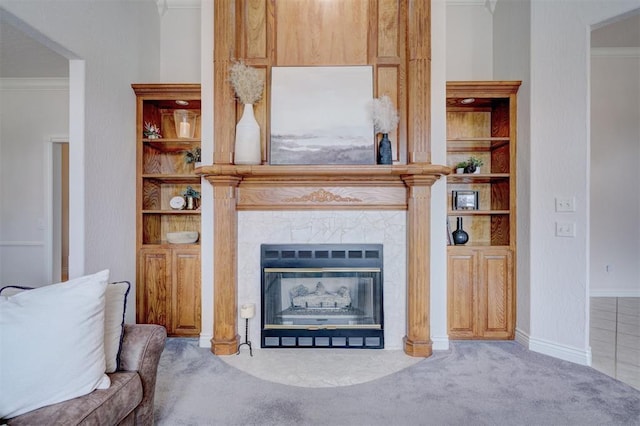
270,66,375,165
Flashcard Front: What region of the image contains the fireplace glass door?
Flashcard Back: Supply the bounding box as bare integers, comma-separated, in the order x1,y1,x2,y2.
261,244,383,348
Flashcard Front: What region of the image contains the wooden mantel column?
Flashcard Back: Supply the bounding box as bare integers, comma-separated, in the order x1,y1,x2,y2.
206,176,242,355
402,175,439,357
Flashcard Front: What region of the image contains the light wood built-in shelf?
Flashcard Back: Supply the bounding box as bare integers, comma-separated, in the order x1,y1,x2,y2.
145,139,201,152
142,210,201,215
142,243,200,248
446,80,520,341
141,175,201,184
134,83,202,338
448,210,510,216
447,173,509,183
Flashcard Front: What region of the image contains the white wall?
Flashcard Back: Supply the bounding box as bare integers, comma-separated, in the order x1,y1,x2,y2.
590,49,640,297
0,0,161,322
492,0,532,344
529,0,640,364
0,80,68,285
160,0,201,82
431,0,449,350
446,1,493,80
198,0,214,346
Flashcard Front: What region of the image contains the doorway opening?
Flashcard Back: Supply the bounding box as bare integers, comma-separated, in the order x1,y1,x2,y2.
52,140,69,282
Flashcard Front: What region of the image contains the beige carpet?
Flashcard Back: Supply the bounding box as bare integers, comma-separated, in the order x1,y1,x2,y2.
220,348,422,388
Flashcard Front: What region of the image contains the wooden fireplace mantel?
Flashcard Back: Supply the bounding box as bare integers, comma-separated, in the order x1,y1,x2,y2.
207,0,442,357
200,164,450,211
199,164,450,357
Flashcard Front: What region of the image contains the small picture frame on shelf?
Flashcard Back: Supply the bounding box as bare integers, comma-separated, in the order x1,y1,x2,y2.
452,190,479,210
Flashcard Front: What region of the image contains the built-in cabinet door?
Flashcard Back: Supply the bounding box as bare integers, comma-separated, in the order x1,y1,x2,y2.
447,247,513,339
447,248,478,338
171,249,201,336
478,249,513,339
137,248,171,329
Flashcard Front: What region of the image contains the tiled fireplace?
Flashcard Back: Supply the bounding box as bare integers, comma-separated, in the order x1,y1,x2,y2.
237,211,407,349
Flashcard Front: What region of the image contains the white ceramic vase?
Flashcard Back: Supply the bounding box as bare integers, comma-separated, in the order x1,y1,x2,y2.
234,104,261,165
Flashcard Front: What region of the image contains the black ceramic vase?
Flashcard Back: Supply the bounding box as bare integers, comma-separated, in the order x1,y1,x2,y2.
452,217,469,245
377,133,392,165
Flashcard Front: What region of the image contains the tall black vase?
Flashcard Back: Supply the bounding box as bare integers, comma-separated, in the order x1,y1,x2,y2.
377,133,392,165
452,217,469,245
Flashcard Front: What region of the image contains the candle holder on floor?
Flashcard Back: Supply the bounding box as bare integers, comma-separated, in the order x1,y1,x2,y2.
237,303,254,356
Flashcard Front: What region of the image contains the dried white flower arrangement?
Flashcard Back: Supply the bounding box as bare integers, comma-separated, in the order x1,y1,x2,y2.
229,61,264,105
371,95,400,134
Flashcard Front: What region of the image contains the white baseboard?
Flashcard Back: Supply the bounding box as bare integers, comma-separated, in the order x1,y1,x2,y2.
199,333,212,348
432,335,450,351
514,327,530,348
528,335,591,366
590,289,640,298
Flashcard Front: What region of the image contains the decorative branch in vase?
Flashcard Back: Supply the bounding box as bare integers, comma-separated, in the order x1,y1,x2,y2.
371,95,399,165
229,61,264,165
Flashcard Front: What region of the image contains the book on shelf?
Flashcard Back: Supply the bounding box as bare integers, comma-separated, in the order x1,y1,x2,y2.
446,218,453,245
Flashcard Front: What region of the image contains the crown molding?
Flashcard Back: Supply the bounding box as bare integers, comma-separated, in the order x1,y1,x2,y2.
0,78,69,91
447,0,495,14
168,0,201,8
446,0,485,7
156,0,200,15
591,47,640,58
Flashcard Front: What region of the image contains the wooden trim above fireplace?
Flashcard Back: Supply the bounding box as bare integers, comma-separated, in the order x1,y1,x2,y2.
200,164,450,210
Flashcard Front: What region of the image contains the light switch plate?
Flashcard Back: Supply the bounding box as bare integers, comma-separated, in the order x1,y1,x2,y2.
556,222,576,237
555,197,575,212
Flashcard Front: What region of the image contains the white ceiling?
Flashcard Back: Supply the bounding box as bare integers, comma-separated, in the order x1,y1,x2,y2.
0,4,638,80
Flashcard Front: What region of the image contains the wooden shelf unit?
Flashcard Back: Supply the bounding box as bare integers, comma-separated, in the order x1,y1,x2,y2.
133,83,202,337
446,81,520,340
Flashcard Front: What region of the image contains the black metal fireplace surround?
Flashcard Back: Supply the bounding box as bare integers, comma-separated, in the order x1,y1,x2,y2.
261,244,384,349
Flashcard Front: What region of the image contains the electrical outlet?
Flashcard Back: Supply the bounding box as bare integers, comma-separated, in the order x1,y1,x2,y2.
556,222,576,237
555,197,575,212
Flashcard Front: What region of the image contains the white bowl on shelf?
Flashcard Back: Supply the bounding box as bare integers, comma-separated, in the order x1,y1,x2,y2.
166,231,199,244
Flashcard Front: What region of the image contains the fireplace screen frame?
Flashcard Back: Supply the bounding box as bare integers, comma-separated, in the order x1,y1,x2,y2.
261,244,384,349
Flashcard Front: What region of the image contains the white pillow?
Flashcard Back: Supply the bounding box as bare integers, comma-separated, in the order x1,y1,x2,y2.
104,281,130,373
0,280,130,374
0,270,110,419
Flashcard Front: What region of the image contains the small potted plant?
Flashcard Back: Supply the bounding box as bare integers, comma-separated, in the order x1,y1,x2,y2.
464,156,484,174
184,147,201,167
143,122,162,139
182,186,201,210
455,161,467,174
